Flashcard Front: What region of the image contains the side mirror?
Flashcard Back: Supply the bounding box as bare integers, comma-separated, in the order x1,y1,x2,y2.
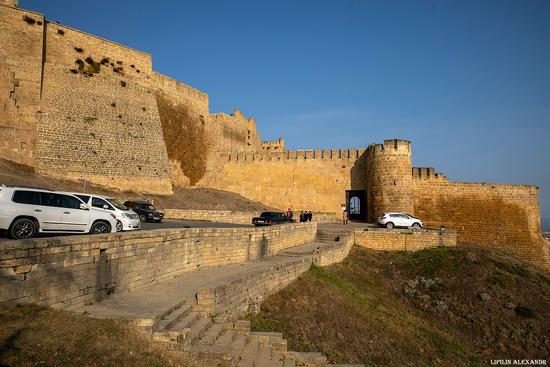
103,205,109,209
79,203,89,210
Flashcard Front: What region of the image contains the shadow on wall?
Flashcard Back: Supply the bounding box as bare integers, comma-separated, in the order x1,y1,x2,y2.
349,150,369,221
156,92,208,185
95,249,113,302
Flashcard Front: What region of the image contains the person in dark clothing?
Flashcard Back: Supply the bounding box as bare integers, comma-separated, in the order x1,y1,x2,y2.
308,211,313,222
287,208,293,221
299,211,305,222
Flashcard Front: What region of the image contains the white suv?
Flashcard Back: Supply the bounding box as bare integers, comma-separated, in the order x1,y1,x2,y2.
0,185,117,240
378,212,423,229
68,193,140,232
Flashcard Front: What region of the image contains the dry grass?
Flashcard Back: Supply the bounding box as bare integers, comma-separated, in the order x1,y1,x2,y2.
0,303,187,367
0,158,272,211
248,245,550,366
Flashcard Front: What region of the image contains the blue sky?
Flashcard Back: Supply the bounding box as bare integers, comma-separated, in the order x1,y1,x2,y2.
23,0,550,230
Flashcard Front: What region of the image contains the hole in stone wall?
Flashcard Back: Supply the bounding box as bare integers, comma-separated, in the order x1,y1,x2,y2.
100,57,110,65
37,21,42,26
142,107,146,111
118,114,122,119
136,69,140,73
130,64,135,68
116,61,123,65
111,102,116,107
394,180,396,185
120,81,126,87
22,15,36,25
57,29,65,35
74,47,84,53
69,69,78,74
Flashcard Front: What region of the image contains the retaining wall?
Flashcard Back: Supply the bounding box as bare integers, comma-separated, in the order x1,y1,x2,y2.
0,223,316,309
164,209,340,224
354,227,457,251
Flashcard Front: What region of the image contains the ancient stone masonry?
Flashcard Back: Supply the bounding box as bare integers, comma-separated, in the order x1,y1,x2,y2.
0,2,548,270
261,137,285,152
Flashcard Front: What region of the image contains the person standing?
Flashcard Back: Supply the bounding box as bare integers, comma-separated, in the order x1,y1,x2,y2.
308,211,313,222
287,208,293,221
342,210,348,225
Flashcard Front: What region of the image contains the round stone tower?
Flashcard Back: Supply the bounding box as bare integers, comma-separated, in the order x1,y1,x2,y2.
0,0,18,7
366,139,414,222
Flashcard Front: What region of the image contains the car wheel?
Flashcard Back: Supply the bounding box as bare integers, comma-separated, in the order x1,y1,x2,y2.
139,215,147,223
412,222,421,229
386,222,394,229
116,220,123,232
9,218,37,240
90,221,111,235
155,219,162,223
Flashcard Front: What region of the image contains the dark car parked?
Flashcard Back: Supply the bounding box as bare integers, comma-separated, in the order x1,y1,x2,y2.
123,200,164,223
252,212,294,226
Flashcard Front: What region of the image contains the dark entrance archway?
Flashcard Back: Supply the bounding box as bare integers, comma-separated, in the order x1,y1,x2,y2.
346,190,367,221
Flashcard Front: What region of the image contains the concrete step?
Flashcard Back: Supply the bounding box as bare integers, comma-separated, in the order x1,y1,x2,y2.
230,333,248,355
169,310,200,331
188,317,212,345
291,351,328,366
155,302,192,331
214,330,236,347
240,335,260,357
197,322,224,345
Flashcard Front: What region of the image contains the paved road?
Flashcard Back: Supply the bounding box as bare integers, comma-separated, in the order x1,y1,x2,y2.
0,220,252,242
140,220,252,230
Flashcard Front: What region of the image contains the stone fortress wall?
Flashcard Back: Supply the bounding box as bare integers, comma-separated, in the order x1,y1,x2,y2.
0,0,548,270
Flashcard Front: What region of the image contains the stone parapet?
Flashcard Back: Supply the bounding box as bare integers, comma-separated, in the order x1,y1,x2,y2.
354,227,457,251
163,209,340,224
0,223,316,309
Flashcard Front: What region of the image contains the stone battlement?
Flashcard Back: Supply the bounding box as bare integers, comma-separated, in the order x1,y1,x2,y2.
226,148,366,162
366,139,411,156
412,167,447,181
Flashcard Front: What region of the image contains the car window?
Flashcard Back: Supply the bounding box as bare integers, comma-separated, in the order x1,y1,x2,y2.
75,195,90,203
12,190,41,205
61,195,84,209
40,192,62,207
106,198,128,211
92,197,112,210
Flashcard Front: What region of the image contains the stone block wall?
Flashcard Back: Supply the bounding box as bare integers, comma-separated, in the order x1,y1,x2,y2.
0,5,43,166
366,139,414,222
163,209,340,224
0,224,316,309
35,22,172,194
413,179,550,271
198,149,368,214
354,227,457,251
196,257,312,320
196,229,356,320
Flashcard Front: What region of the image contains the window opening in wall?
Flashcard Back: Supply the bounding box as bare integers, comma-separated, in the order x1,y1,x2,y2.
394,180,396,185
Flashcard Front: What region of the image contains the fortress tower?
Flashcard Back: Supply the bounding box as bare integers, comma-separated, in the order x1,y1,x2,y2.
0,0,18,7
366,139,414,222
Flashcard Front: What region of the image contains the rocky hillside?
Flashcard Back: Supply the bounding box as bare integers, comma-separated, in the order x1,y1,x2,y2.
0,158,272,211
247,245,550,366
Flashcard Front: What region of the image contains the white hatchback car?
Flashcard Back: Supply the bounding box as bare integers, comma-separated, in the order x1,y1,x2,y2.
68,193,141,232
378,212,423,229
0,185,117,240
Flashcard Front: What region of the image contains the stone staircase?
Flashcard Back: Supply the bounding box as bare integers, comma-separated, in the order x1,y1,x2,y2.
80,227,362,366
146,229,361,367
151,302,362,367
